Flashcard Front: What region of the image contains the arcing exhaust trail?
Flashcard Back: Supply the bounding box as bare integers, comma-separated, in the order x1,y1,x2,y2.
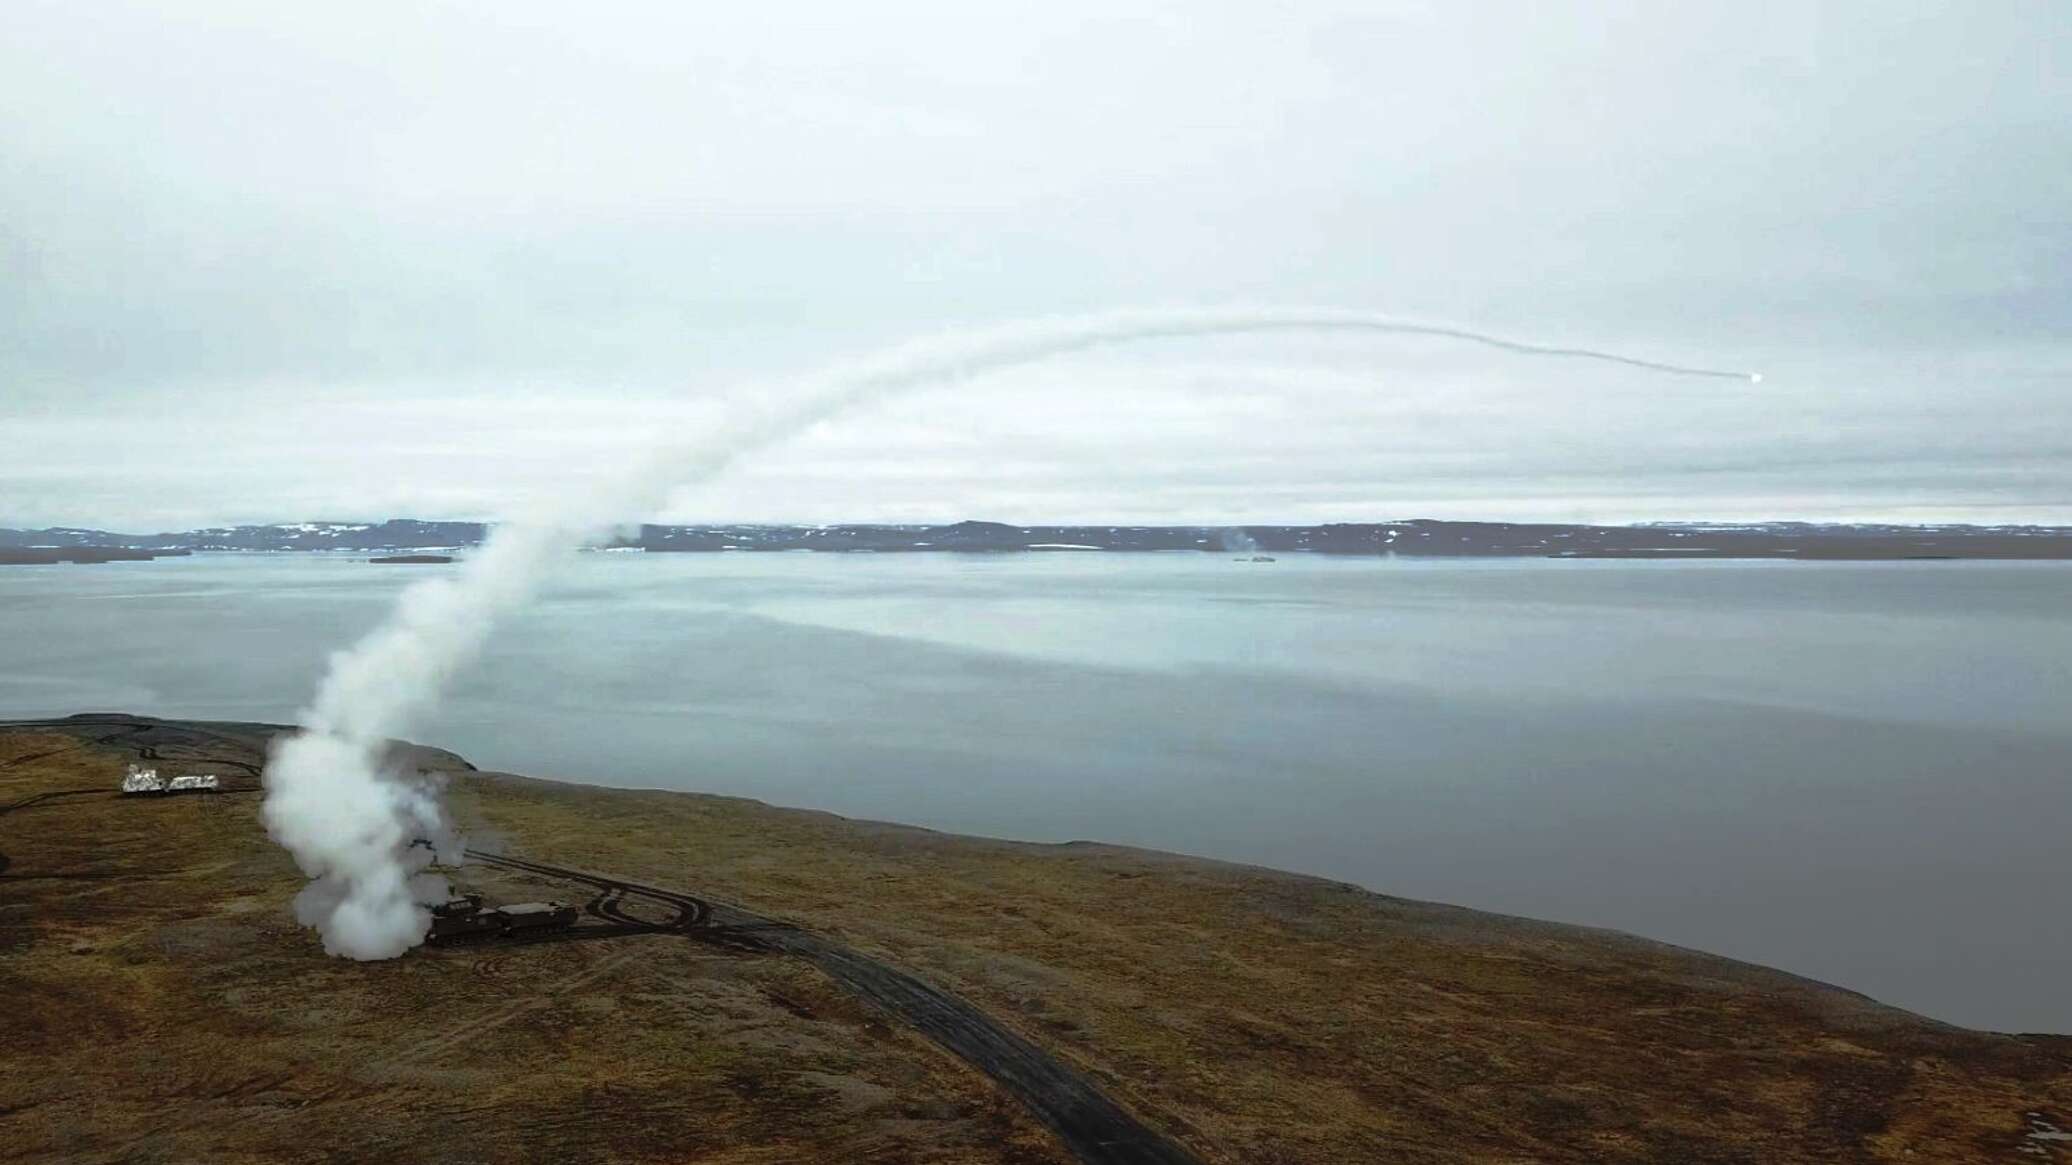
261,307,1757,959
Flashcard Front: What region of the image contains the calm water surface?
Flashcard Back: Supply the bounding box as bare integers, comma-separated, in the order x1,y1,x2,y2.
3,552,2067,1031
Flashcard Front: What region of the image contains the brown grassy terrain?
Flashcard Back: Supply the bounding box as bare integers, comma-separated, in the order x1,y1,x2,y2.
4,717,2068,1163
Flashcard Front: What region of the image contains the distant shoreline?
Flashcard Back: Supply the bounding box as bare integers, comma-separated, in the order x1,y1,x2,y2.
8,517,2072,561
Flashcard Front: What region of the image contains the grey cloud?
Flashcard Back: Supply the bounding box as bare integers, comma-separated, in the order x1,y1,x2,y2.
2,0,2067,527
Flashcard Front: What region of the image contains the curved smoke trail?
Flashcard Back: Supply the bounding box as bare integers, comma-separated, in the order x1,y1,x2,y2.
262,307,1756,958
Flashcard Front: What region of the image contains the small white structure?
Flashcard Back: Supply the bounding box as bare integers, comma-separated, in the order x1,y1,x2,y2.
120,765,219,795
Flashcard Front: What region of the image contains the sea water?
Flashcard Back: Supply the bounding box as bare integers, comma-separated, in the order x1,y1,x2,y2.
3,551,2066,1031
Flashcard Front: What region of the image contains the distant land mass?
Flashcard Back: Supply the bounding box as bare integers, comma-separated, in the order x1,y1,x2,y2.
6,518,2072,560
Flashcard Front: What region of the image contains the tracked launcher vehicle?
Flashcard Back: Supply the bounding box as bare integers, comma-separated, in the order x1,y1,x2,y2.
427,895,578,943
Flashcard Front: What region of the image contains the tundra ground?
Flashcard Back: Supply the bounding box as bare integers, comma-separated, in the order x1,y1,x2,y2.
3,715,2067,1163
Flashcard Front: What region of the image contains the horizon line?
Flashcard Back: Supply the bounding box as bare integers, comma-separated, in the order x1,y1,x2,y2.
11,516,2072,533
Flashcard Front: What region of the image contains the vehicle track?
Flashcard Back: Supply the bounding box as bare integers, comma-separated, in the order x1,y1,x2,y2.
3,717,1205,1165
0,788,110,815
463,850,1204,1165
0,715,267,781
383,947,647,1068
466,849,710,931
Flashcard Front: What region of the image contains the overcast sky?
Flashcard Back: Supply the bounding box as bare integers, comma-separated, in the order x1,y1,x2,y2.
3,1,2066,528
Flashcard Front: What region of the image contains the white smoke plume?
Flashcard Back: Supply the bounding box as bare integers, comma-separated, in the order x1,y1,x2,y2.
261,307,1756,959
1220,528,1262,554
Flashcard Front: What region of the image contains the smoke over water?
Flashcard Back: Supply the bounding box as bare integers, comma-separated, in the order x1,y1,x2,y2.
260,307,1756,959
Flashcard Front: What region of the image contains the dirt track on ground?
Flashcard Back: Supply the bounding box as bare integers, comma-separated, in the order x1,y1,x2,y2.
11,712,2072,1163
462,846,1203,1165
1,714,1204,1165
